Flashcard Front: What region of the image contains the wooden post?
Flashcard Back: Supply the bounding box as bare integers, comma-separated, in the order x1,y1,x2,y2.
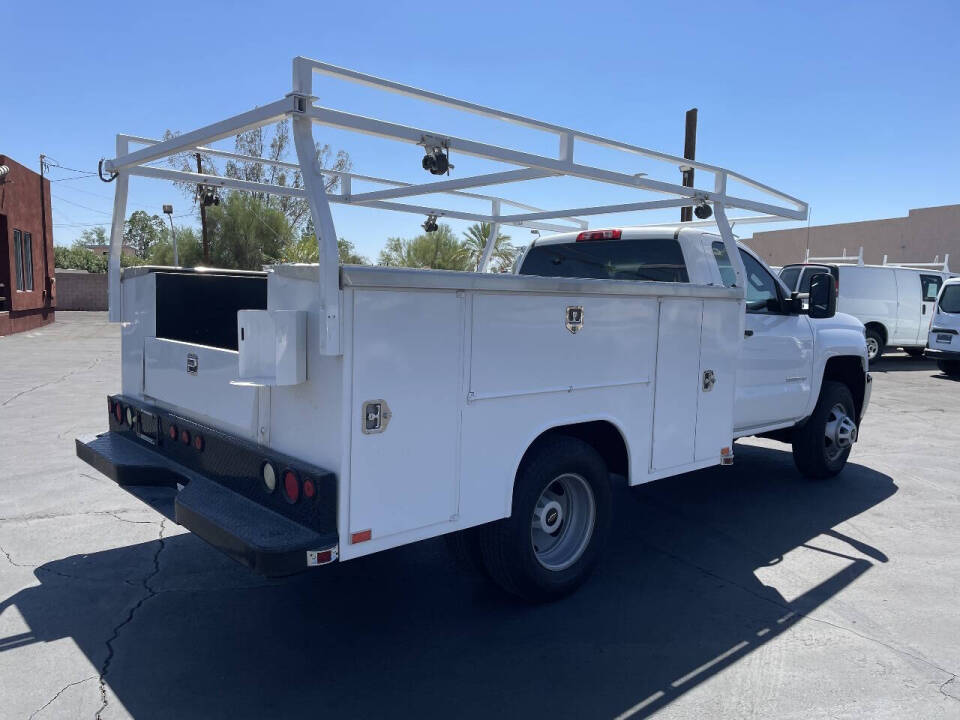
196,153,210,264
680,108,697,222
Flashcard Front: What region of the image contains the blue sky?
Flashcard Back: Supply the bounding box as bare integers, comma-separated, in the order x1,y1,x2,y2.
3,1,958,260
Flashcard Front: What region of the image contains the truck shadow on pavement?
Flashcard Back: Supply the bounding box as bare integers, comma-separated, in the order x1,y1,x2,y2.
2,445,895,720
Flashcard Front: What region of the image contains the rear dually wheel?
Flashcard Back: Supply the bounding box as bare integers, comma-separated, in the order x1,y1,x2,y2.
477,436,612,602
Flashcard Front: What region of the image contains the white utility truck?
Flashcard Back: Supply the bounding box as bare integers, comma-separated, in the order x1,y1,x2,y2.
925,276,960,377
77,57,871,601
779,248,952,361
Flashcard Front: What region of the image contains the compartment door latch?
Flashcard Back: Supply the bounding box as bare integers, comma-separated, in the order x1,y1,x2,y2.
362,399,392,434
702,370,716,392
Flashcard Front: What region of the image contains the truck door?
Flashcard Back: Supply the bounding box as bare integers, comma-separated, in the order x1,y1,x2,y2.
893,269,922,345
708,241,815,431
919,274,944,344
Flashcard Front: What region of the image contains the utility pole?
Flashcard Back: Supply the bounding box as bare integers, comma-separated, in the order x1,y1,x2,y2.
196,153,210,264
680,108,698,222
39,154,51,303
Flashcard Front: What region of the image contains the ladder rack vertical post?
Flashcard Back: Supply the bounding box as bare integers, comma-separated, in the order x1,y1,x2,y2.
292,58,342,356
107,135,129,323
477,200,501,273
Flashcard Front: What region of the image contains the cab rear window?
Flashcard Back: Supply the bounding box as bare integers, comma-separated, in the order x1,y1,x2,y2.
518,238,688,282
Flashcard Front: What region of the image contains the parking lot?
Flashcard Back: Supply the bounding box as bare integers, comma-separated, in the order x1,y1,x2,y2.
0,312,958,719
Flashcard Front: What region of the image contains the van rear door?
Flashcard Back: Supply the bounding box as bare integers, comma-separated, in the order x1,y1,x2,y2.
919,274,944,343
893,269,923,346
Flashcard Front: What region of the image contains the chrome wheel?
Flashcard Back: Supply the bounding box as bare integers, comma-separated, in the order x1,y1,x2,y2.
824,403,857,462
530,473,596,571
866,336,879,361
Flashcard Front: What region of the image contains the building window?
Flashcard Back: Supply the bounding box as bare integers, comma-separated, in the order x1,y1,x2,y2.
12,229,34,291
13,229,23,290
22,232,34,291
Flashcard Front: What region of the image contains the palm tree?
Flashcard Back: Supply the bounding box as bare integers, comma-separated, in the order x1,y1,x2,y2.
463,223,517,272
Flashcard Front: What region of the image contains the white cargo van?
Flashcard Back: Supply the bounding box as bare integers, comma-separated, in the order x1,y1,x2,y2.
925,277,960,378
76,57,870,602
779,250,951,361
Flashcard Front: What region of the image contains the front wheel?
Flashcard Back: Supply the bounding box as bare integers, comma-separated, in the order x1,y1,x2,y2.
792,381,858,479
477,436,612,602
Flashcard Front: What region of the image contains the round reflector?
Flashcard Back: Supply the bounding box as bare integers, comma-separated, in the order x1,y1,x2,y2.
282,470,300,504
303,478,316,499
126,407,136,427
261,462,277,492
180,429,191,445
193,434,204,452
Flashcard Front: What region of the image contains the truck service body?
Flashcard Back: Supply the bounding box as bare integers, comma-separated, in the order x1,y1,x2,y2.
77,57,871,600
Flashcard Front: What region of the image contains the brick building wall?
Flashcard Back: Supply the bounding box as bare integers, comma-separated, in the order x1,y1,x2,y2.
54,271,108,311
0,155,56,335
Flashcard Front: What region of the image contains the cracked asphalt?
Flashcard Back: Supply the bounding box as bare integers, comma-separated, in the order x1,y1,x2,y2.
1,312,958,719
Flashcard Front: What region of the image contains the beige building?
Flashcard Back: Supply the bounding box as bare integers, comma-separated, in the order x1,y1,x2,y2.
746,203,960,269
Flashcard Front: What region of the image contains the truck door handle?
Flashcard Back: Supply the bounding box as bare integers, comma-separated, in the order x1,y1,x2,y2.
744,330,754,337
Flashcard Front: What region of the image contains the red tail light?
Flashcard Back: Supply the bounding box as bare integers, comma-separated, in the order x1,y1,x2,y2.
180,429,191,445
303,478,316,499
168,424,178,441
193,434,204,452
576,229,621,242
113,402,123,424
283,470,300,504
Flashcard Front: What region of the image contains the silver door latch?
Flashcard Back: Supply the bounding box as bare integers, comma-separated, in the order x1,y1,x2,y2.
361,399,392,434
702,370,716,392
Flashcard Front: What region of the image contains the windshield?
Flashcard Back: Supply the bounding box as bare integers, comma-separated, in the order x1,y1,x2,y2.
518,238,689,282
779,266,801,291
939,284,960,314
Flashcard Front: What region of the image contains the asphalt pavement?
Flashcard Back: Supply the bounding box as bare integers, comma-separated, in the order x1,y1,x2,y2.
1,312,958,719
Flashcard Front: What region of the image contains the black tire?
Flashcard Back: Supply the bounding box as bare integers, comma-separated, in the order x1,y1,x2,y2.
904,347,925,358
937,359,960,378
443,528,486,575
792,381,858,479
477,436,612,602
865,328,884,363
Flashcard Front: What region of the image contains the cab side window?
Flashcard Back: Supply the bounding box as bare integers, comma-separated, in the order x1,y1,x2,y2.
710,242,782,314
740,250,780,313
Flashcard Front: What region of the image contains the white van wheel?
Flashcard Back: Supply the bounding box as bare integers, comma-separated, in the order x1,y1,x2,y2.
865,329,883,362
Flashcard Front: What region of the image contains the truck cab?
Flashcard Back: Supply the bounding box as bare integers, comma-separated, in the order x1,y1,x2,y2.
516,226,871,473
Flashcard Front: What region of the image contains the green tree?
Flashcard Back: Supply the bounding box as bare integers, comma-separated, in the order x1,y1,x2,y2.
123,210,166,259
462,222,517,272
146,226,203,267
280,235,368,265
203,193,293,270
78,226,108,246
377,224,471,270
162,120,351,234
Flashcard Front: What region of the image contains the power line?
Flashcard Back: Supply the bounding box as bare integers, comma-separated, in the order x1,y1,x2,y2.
51,194,113,216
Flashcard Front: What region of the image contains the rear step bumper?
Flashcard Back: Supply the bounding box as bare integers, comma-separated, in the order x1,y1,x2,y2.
76,397,338,578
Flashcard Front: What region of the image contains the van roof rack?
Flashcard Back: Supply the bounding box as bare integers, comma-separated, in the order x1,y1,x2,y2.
882,254,951,273
805,247,864,266
100,56,808,348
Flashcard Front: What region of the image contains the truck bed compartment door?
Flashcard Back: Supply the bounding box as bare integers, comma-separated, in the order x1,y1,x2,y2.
348,289,462,541
651,299,702,470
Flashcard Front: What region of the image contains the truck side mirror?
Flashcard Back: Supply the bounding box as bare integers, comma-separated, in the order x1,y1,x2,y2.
808,273,836,319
